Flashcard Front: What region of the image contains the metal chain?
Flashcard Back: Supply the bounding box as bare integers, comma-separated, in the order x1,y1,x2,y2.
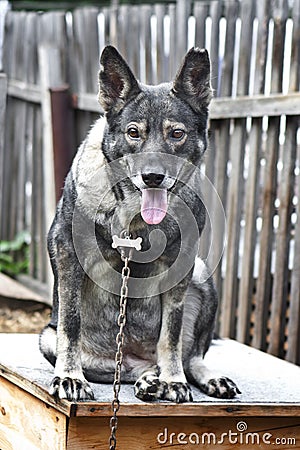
109,246,132,450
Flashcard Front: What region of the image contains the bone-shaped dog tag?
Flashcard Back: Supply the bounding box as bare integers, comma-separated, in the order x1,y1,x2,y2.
112,235,143,251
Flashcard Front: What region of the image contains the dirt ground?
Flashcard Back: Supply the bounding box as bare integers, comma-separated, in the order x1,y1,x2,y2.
0,297,51,333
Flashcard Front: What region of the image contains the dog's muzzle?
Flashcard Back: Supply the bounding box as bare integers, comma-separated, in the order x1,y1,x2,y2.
130,172,175,225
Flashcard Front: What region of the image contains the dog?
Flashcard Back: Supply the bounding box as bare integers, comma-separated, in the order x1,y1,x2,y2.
39,45,240,403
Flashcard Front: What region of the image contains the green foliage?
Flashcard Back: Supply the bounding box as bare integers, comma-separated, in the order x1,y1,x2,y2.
0,231,30,277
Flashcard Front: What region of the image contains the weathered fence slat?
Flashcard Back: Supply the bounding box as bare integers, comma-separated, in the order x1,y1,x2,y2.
217,0,240,336
220,121,245,338
208,0,222,96
0,73,7,238
237,120,262,343
286,0,300,365
269,117,297,357
193,1,208,50
286,118,300,364
253,117,280,351
38,45,62,291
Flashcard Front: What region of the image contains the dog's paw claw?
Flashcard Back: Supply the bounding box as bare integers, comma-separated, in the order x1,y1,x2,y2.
50,376,94,401
200,377,241,399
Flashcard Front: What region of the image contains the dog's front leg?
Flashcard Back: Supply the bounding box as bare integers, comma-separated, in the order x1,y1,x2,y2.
156,282,193,402
135,278,193,403
49,238,94,401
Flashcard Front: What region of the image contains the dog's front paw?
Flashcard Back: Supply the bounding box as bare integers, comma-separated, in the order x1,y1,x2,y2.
162,381,193,403
134,372,166,401
134,372,193,403
200,377,241,399
50,376,94,401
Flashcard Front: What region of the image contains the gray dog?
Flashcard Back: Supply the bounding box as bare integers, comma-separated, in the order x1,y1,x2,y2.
39,46,240,403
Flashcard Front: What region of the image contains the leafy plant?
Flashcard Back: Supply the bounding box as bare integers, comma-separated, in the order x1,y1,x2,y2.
0,231,30,277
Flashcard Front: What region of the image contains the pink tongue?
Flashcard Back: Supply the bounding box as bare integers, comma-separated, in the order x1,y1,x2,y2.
141,189,168,224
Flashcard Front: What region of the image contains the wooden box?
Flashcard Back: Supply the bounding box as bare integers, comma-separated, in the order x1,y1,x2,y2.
0,334,299,449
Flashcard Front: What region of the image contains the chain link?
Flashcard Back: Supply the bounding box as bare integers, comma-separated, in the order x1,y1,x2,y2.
109,241,133,450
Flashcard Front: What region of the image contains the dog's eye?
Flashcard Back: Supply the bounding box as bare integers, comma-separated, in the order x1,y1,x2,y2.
127,127,140,140
170,129,185,141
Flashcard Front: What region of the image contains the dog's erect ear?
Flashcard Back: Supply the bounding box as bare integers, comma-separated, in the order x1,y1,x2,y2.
172,48,212,112
98,46,141,113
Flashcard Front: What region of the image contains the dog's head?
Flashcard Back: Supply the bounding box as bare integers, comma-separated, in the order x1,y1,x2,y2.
98,46,212,225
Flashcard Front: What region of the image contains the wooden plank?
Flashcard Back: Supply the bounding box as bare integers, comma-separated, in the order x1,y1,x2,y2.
289,0,300,92
7,81,300,120
0,273,46,303
73,8,99,94
125,5,140,80
168,3,176,79
237,119,262,343
236,0,255,95
253,0,269,95
230,0,255,343
2,10,13,77
286,0,300,365
252,0,287,352
252,118,279,351
7,12,27,243
67,416,300,449
234,0,256,343
116,5,130,61
237,1,265,343
286,118,300,364
175,0,191,67
71,7,99,146
109,0,118,47
220,121,245,338
31,104,47,283
193,1,208,50
2,365,300,419
7,78,41,103
38,45,62,289
219,1,239,97
37,11,68,85
0,73,7,238
138,4,152,84
195,0,215,261
23,13,38,250
245,0,269,348
0,377,67,450
154,3,167,84
210,92,300,118
206,122,229,308
1,334,300,419
265,0,289,358
0,11,13,241
269,117,297,357
218,0,240,337
208,0,222,95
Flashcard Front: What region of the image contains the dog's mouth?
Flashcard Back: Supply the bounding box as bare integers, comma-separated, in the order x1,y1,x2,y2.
141,188,168,225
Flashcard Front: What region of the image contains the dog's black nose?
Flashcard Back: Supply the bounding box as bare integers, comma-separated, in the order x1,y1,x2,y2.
142,173,165,187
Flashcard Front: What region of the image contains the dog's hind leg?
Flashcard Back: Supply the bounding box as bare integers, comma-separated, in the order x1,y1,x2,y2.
39,324,57,367
187,355,241,399
183,262,241,399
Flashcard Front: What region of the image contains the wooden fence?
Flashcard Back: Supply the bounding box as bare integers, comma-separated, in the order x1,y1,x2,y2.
0,0,299,364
